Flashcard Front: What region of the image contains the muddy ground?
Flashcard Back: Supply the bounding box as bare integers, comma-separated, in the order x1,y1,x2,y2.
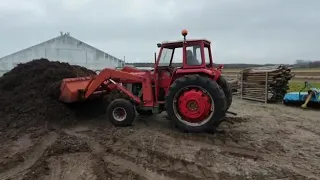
0,98,319,180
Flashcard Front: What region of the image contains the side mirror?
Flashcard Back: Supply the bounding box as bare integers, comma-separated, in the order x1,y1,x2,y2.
157,43,161,48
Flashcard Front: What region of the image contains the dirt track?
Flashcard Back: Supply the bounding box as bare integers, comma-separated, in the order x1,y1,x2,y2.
1,98,320,180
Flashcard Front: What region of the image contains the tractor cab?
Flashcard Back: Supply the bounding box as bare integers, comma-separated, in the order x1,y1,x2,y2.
155,30,214,71
151,30,228,114
153,30,223,92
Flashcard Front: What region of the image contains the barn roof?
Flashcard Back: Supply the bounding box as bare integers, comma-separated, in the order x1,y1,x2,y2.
0,33,124,63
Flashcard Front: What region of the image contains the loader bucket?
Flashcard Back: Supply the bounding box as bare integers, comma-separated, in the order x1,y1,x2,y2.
59,76,92,103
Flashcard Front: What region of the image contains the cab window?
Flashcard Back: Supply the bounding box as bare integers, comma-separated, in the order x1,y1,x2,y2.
204,47,210,65
158,48,173,66
186,45,202,66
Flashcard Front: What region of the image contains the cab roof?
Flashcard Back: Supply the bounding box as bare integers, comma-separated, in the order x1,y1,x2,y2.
160,39,211,48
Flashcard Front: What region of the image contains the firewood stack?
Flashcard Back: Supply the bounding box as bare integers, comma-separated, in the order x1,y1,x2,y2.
240,65,295,103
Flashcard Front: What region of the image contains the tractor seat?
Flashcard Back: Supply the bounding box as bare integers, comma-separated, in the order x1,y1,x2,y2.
186,50,199,66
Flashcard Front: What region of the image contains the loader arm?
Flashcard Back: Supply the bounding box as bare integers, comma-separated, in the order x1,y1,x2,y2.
85,68,153,105
84,68,144,98
59,68,154,105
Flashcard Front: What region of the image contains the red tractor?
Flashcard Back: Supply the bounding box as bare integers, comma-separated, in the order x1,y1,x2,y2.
59,30,233,133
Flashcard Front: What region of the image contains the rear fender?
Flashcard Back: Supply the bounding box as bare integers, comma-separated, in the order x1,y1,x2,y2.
169,68,221,87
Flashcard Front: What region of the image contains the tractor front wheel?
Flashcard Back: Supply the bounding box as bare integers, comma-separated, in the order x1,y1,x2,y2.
166,75,226,133
107,99,136,126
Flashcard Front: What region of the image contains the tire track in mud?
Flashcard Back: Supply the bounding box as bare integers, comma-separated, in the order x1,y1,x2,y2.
126,128,262,161
137,115,263,160
65,118,319,180
109,142,222,179
110,130,259,179
108,127,318,180
0,132,58,180
28,132,100,180
64,128,171,180
45,157,62,180
103,155,169,180
65,126,253,179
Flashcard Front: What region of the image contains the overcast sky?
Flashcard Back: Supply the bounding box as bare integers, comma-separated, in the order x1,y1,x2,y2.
0,0,319,64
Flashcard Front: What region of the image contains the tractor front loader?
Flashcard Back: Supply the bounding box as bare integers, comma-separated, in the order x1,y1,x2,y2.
59,30,233,133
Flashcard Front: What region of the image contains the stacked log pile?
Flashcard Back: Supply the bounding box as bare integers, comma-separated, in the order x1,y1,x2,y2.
240,65,295,103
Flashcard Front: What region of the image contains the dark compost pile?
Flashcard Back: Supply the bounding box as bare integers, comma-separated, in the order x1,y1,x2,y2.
0,58,103,134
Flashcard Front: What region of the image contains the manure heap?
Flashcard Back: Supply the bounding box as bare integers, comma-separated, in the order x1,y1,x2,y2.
0,59,103,134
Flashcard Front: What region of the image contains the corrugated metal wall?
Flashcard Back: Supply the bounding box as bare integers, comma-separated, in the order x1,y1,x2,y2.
0,34,125,75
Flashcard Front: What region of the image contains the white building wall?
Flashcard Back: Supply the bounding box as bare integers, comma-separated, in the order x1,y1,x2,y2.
0,34,125,76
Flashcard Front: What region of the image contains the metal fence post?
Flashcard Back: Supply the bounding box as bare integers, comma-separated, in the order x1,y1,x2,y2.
240,71,243,100
264,71,268,104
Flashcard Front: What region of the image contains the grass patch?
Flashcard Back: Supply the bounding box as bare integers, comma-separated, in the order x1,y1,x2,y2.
289,81,320,92
292,68,320,72
223,68,320,73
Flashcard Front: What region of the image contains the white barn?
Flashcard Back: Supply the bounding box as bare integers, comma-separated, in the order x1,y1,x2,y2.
0,32,125,76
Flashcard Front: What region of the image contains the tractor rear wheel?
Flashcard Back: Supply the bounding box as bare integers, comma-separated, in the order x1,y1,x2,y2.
107,99,136,126
217,76,233,111
166,74,226,133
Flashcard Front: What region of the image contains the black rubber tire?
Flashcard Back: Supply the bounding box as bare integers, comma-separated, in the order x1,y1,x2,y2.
107,99,136,127
283,100,289,106
217,76,233,111
165,74,227,133
136,109,153,116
